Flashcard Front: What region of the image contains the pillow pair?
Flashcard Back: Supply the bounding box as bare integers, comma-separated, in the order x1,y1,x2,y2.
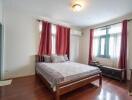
44,54,69,63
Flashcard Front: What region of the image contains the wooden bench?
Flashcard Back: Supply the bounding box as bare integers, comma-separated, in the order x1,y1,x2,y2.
90,61,125,81
98,66,125,81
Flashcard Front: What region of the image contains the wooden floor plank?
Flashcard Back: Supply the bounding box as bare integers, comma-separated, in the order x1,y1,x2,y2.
0,75,132,100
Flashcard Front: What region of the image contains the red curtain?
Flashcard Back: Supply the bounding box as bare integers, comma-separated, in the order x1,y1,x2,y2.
38,21,52,55
56,25,70,58
118,20,128,80
88,29,93,65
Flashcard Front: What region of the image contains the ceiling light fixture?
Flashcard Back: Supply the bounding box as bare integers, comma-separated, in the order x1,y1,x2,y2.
72,3,82,12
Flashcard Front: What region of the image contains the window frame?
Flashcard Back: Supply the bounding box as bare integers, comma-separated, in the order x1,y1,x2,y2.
95,27,110,58
93,23,122,59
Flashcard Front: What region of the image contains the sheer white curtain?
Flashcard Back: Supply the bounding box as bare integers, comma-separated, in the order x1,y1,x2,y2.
109,35,121,67
93,37,99,57
109,24,122,67
51,25,56,54
92,23,122,68
93,29,106,57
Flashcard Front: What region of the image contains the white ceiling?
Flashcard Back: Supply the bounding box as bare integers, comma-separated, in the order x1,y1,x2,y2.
3,0,132,28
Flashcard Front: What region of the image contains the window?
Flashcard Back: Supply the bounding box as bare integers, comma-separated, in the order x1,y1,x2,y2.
93,23,122,58
51,25,56,54
100,37,105,55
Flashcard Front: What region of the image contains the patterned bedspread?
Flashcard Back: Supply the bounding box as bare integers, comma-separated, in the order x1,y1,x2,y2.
36,61,101,91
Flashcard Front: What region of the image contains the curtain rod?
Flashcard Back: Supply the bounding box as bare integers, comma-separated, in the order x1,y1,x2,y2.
94,19,132,29
37,19,70,28
37,19,57,26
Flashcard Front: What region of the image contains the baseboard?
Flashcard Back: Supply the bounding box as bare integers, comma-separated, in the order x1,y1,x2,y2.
4,73,35,80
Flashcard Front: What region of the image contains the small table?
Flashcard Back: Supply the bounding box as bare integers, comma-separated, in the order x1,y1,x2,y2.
129,69,132,95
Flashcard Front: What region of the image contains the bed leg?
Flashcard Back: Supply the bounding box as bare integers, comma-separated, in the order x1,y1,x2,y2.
99,73,102,86
55,89,60,100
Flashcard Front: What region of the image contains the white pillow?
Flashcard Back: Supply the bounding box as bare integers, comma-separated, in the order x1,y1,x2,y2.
51,55,65,63
58,55,65,62
44,55,51,63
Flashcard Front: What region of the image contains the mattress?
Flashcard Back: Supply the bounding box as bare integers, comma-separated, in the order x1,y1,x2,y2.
36,61,101,91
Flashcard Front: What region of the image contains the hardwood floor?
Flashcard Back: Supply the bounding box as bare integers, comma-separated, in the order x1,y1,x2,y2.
0,75,132,100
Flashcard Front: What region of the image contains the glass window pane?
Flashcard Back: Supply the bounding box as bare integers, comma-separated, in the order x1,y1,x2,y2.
51,24,57,54
116,35,121,57
52,25,56,35
109,36,114,57
101,38,105,55
93,38,99,56
39,22,42,32
52,35,56,54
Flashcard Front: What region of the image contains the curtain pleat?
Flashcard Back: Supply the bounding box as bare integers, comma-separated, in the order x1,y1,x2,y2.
88,29,94,64
38,21,52,55
56,25,70,58
118,20,128,80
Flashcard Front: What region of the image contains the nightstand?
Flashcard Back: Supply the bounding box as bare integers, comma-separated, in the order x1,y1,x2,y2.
129,69,132,95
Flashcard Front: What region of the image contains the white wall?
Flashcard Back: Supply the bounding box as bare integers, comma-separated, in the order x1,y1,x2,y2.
70,29,82,62
3,9,38,79
127,20,132,79
3,5,81,79
70,35,80,62
79,13,132,79
0,0,2,23
78,28,90,64
0,0,5,80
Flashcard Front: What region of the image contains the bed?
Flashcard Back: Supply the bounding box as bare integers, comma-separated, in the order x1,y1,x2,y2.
35,55,102,100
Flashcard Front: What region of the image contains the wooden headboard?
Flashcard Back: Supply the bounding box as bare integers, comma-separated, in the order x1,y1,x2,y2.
35,55,45,63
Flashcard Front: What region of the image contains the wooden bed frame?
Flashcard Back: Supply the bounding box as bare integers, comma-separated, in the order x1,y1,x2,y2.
35,55,102,100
